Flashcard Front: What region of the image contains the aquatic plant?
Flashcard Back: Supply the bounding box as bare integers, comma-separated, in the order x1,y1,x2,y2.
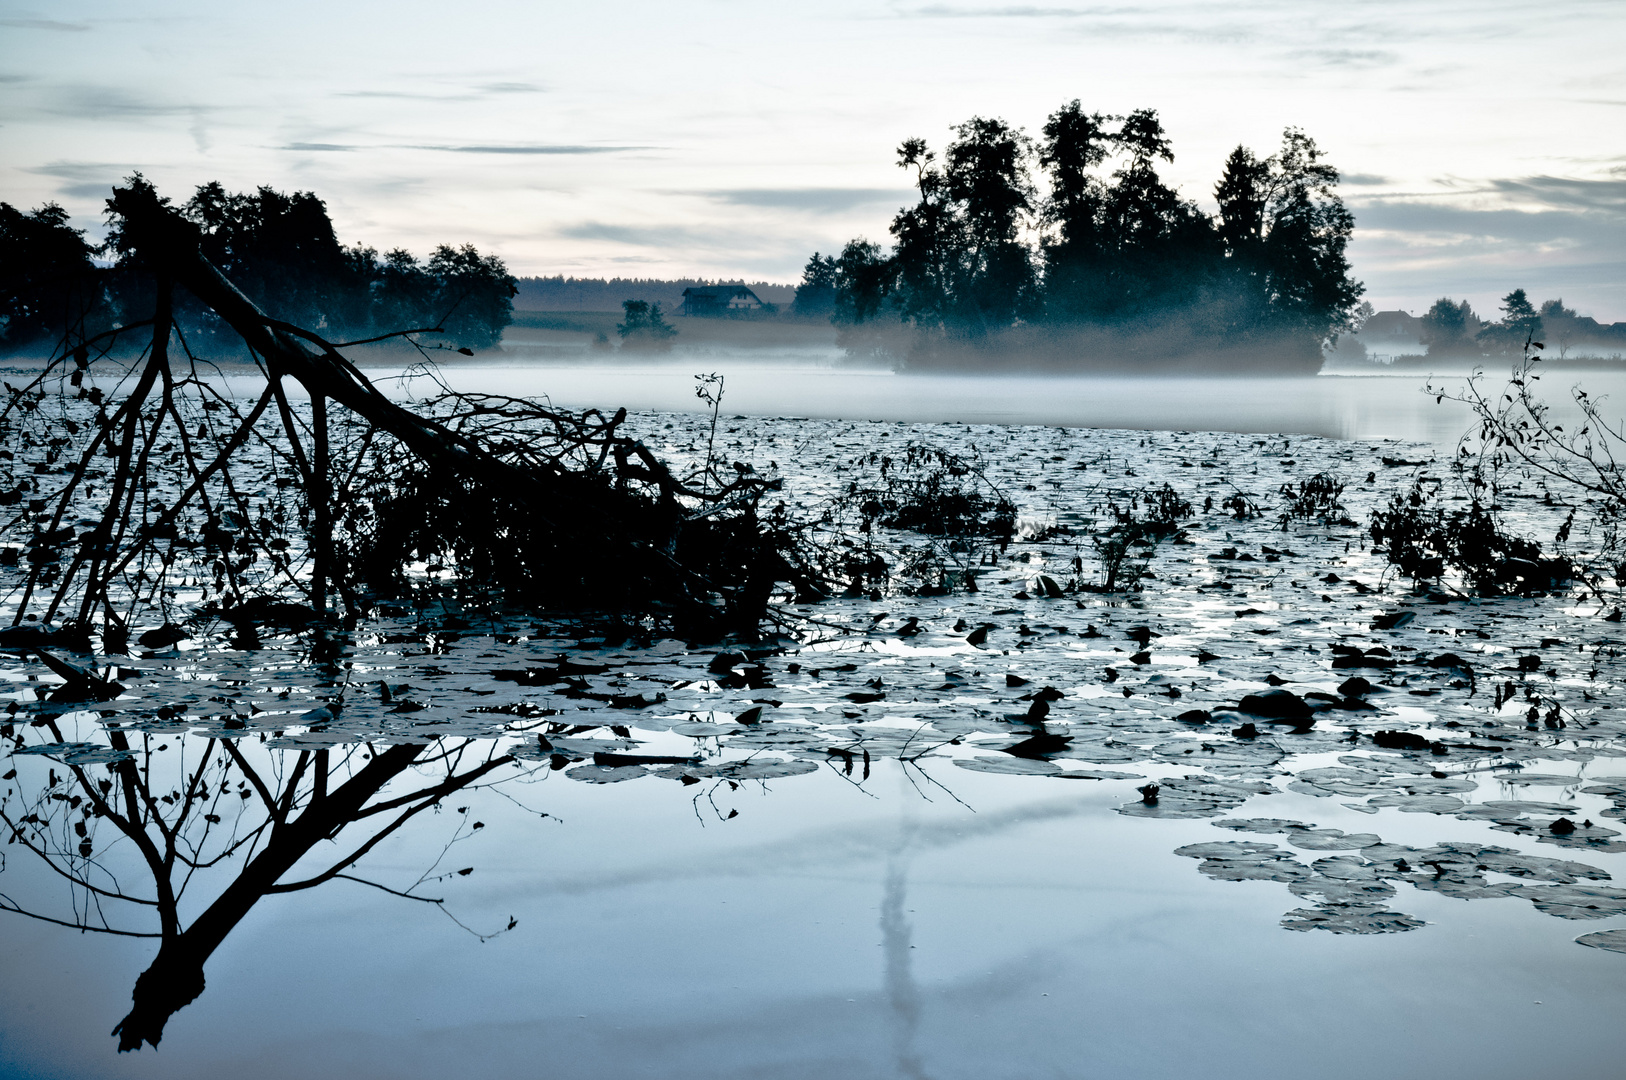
1426,341,1626,597
1368,481,1570,596
827,441,1016,595
1088,481,1192,591
1277,471,1348,526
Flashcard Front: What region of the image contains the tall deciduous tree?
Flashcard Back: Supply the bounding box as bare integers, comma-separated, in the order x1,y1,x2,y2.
831,238,895,326
940,116,1037,330
1096,108,1219,320
1252,129,1362,345
1039,101,1117,321
1421,297,1480,356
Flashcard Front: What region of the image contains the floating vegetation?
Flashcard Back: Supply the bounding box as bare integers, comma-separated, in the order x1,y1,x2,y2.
7,343,1626,1049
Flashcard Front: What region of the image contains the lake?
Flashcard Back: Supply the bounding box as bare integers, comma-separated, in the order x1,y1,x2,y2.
4,359,1626,1080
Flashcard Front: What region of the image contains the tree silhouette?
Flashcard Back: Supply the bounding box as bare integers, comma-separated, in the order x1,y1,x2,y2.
793,253,838,318
616,299,678,350
1421,297,1480,356
815,105,1365,367
1,695,520,1050
0,201,103,351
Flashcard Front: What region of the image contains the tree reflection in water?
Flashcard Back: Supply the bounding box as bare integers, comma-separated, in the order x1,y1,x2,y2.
1,701,522,1051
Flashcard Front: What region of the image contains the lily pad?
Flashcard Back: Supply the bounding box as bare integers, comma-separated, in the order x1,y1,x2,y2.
1366,793,1465,813
566,764,649,784
954,755,1062,776
1052,769,1145,780
1281,905,1425,934
1175,840,1312,882
1528,884,1626,920
1575,928,1626,953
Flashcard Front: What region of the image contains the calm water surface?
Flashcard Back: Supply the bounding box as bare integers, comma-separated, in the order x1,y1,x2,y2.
6,361,1626,1080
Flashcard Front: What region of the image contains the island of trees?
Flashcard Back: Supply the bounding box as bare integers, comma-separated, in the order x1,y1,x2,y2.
793,105,1364,372
0,175,516,356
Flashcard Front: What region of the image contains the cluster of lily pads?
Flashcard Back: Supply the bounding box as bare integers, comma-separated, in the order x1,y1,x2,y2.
6,409,1624,948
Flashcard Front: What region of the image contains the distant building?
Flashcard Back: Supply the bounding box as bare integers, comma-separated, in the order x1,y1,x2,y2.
1359,309,1425,343
679,284,765,316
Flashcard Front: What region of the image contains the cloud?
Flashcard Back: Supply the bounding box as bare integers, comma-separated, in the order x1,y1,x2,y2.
1487,174,1626,214
40,85,203,119
22,160,131,181
17,161,139,203
1341,173,1390,187
409,144,654,155
271,141,651,157
478,82,545,94
1353,199,1626,246
337,89,450,100
0,17,89,31
56,182,117,199
1348,193,1626,318
548,220,838,278
336,82,545,102
906,4,1123,15
1286,47,1399,67
556,221,730,248
696,187,913,212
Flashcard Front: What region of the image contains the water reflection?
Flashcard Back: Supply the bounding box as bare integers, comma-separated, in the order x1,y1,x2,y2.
883,839,928,1080
2,722,518,1051
7,381,1626,1071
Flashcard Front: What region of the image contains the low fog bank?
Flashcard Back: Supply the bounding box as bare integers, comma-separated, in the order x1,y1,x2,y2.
377,361,1525,444
500,313,1328,374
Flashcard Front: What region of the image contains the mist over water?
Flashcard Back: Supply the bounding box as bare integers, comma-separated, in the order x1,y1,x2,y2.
364,357,1626,447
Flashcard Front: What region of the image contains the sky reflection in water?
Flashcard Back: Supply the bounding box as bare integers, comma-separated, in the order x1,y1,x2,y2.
6,368,1626,1078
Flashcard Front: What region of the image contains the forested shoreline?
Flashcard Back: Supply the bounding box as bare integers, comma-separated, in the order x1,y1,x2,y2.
0,175,517,356
793,105,1364,372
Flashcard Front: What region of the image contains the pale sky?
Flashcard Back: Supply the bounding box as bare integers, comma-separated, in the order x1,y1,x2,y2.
3,0,1624,319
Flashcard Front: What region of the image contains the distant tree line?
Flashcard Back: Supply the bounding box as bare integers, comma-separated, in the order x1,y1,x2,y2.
514,276,795,313
793,105,1364,370
0,174,516,354
1419,290,1623,358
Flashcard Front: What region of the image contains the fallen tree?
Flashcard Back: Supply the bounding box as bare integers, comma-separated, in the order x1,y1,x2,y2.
0,179,835,1052
3,179,816,647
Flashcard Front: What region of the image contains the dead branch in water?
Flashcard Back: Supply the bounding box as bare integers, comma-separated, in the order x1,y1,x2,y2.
1,181,818,649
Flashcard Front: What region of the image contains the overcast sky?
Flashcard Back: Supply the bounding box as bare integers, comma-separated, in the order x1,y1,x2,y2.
3,0,1624,319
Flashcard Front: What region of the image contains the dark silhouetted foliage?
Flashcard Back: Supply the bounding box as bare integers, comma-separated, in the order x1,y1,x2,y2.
615,299,677,349
6,174,515,355
1421,297,1480,356
1475,288,1543,356
818,106,1364,369
793,253,838,317
0,201,102,349
1370,482,1570,596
